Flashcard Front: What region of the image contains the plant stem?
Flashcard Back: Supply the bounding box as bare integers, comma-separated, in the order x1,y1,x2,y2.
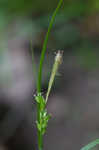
38,132,43,150
37,0,63,93
36,1,63,150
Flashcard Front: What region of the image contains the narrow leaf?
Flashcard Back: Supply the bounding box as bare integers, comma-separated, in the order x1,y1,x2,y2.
80,139,99,150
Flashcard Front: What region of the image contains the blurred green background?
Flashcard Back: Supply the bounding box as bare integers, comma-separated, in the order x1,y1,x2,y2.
0,0,99,65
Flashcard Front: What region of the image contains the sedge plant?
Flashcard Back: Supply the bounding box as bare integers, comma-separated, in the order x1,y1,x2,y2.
33,0,63,150
31,0,99,149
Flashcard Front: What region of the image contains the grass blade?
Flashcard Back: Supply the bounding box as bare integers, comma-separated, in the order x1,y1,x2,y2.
37,0,63,93
80,139,99,150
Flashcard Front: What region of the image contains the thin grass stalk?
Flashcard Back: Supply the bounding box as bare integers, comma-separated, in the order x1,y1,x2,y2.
36,0,63,150
37,0,63,93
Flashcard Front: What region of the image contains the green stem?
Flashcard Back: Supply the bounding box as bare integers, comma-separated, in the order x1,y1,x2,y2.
36,1,63,150
37,0,63,93
38,131,43,150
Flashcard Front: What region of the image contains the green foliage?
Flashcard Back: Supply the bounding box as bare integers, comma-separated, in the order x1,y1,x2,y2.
37,0,63,93
33,0,63,150
35,93,51,135
0,0,98,19
0,0,61,16
80,139,99,150
87,0,99,14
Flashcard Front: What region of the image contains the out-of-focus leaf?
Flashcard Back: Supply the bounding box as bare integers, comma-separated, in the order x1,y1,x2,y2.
80,139,99,150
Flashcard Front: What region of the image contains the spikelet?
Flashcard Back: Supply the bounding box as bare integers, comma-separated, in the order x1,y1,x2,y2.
46,50,63,102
